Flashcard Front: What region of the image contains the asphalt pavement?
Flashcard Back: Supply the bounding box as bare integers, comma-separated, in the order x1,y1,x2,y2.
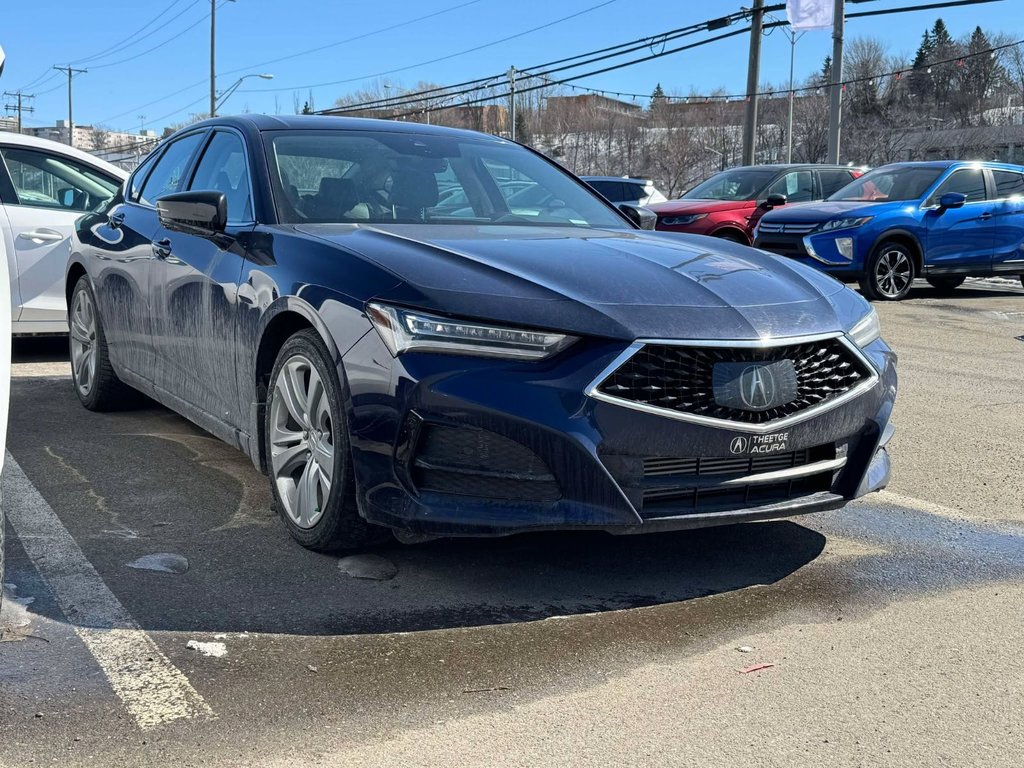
1,278,1022,767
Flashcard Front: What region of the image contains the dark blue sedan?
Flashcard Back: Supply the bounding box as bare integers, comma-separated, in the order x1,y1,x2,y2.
754,160,1024,300
66,115,896,550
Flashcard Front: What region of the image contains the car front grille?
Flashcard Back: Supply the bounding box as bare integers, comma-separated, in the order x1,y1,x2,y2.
756,221,819,235
594,338,871,426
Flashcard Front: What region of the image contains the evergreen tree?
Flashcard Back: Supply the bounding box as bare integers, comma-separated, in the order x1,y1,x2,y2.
650,83,666,110
909,30,935,103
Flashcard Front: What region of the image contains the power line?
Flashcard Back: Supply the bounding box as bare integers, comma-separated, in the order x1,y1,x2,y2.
69,0,198,65
219,0,487,78
246,0,622,94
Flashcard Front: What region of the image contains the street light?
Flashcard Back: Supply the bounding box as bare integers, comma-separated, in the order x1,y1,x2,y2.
214,73,273,115
766,12,805,164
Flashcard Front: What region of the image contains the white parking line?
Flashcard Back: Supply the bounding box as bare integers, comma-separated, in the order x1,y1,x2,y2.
3,453,213,730
875,489,965,520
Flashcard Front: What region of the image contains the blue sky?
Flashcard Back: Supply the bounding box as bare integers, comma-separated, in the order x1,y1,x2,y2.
2,0,1021,135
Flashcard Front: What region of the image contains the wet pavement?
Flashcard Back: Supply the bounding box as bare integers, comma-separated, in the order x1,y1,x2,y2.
1,279,1023,767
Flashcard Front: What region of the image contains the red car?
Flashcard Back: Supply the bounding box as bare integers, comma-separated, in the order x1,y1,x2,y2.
650,164,864,244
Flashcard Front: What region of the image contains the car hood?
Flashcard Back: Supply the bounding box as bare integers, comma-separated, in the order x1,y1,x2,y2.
762,199,906,223
296,223,855,342
648,199,755,215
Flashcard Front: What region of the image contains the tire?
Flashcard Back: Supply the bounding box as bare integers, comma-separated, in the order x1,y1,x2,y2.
264,329,387,551
859,241,916,301
926,276,966,292
715,231,748,245
69,277,135,411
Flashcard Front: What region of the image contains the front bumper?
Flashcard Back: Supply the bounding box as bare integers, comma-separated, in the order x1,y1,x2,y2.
343,331,897,537
754,230,864,279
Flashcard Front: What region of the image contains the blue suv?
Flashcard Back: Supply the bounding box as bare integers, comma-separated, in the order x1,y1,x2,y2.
753,161,1024,300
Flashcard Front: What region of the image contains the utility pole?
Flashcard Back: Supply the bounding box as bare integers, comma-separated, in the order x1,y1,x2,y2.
3,90,35,133
209,0,217,118
53,66,86,147
507,66,517,142
826,0,845,163
741,0,765,166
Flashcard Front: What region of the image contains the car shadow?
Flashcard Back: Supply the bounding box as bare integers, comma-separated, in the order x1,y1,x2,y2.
5,377,826,637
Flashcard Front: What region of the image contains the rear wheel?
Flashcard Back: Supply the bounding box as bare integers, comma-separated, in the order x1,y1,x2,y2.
265,330,387,551
859,241,916,301
69,277,134,411
926,276,966,292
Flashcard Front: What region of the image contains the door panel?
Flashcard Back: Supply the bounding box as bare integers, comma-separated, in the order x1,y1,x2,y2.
990,170,1024,273
923,169,993,270
153,130,254,429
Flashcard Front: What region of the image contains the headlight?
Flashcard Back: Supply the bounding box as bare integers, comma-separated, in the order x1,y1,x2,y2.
848,307,880,348
818,216,873,232
659,213,708,226
367,302,577,360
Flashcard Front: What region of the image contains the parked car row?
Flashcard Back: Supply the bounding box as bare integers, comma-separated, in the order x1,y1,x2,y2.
636,160,1024,301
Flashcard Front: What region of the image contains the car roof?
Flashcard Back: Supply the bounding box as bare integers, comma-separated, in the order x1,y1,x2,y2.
724,164,858,172
581,176,653,184
0,130,128,179
870,159,1024,172
188,113,508,144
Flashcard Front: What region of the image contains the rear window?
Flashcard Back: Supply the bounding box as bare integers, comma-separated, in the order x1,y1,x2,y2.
819,169,855,198
993,170,1024,198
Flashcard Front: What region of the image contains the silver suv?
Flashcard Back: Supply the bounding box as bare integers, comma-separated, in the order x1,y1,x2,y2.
581,176,667,207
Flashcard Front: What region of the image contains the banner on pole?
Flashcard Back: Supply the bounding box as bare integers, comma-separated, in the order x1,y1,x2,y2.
786,0,835,30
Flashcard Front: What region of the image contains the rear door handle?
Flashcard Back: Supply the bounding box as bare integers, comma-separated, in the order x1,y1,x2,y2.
18,228,64,244
152,237,172,259
109,212,125,229
979,212,993,220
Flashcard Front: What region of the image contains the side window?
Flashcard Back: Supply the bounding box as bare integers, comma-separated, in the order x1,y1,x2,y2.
139,132,205,205
928,169,987,205
820,170,855,198
767,171,814,202
589,181,622,201
993,170,1024,198
188,131,253,223
0,146,119,211
127,149,162,203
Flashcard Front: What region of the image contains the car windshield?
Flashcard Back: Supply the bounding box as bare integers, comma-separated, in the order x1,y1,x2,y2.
828,166,945,203
682,169,777,201
267,130,628,228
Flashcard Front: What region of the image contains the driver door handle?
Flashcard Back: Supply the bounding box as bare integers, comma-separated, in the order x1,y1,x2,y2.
979,211,993,220
152,237,172,259
18,228,64,244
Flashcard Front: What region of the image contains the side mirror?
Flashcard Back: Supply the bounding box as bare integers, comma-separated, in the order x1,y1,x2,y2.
938,192,967,210
156,190,227,236
619,203,657,230
763,193,787,209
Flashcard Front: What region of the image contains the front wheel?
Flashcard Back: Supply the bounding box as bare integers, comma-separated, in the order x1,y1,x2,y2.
859,241,916,301
926,276,965,292
265,330,387,551
69,277,134,410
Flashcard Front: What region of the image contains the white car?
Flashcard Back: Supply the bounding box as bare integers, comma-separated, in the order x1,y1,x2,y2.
580,176,668,207
0,132,127,335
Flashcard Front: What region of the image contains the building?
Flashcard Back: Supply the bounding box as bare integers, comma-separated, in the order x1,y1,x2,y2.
25,120,159,169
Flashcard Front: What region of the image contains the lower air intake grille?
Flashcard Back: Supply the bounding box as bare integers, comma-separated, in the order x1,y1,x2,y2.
412,424,560,501
596,338,870,425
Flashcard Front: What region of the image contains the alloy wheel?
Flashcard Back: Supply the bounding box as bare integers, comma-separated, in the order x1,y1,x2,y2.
69,288,98,397
874,249,913,299
269,355,335,529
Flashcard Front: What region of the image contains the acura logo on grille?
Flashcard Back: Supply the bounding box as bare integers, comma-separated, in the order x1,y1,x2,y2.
739,365,776,410
729,436,749,454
